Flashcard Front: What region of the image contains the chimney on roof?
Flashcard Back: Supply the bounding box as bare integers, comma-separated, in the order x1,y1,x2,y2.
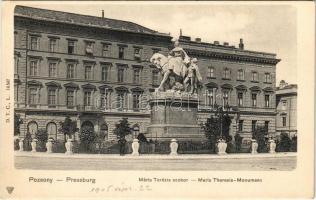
214,41,219,45
223,42,229,46
239,38,244,50
180,29,182,36
195,38,201,42
102,10,104,18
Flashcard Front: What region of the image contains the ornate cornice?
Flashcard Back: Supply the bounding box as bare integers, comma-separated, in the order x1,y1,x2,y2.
185,48,280,65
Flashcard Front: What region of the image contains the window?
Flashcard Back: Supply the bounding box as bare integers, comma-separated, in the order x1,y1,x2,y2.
66,90,74,107
49,39,57,52
67,64,75,79
118,47,124,59
85,66,92,80
48,89,56,106
223,91,229,106
282,101,287,110
47,122,57,140
265,121,269,131
133,93,141,110
282,117,287,127
208,67,215,78
133,69,141,84
238,120,244,131
223,68,230,79
116,93,125,110
265,73,271,83
30,36,39,50
102,44,110,57
100,124,108,140
84,91,92,106
14,56,18,74
265,94,270,107
27,121,38,135
252,71,258,82
237,92,243,106
152,71,159,85
68,41,75,54
85,42,93,55
152,48,160,54
134,48,141,61
118,68,124,82
29,88,37,105
48,63,57,77
251,93,257,107
30,60,38,76
100,92,110,109
207,89,214,106
101,65,109,81
252,120,257,132
237,69,245,80
14,31,17,47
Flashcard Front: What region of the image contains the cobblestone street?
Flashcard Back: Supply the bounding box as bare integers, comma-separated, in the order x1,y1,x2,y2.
15,152,296,171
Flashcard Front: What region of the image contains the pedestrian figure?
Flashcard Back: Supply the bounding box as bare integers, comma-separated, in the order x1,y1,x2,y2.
118,138,126,156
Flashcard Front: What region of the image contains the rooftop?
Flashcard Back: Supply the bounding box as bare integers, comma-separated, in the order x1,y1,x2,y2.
14,5,170,37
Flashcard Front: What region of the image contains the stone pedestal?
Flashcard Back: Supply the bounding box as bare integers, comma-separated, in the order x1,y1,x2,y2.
147,91,204,141
169,139,178,156
46,139,53,153
269,139,276,153
217,139,227,155
131,139,139,156
65,138,74,154
18,138,24,152
31,139,38,152
251,139,258,154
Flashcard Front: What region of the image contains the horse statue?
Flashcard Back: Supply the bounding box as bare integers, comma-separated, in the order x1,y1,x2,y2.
150,53,188,92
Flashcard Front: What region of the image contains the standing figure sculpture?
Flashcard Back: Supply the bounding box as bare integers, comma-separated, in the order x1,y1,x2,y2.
183,58,202,94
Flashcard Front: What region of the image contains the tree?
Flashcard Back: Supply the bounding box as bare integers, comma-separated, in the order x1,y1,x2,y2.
202,107,232,153
113,118,132,140
79,127,97,153
252,125,268,153
137,133,148,143
234,133,243,153
35,129,48,152
277,132,292,152
59,116,78,142
14,113,23,136
113,118,132,155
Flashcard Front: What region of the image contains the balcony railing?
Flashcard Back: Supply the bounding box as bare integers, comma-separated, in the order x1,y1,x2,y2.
15,103,150,114
198,104,275,113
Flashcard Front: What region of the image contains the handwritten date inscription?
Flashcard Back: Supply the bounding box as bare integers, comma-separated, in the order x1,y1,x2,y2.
90,184,152,193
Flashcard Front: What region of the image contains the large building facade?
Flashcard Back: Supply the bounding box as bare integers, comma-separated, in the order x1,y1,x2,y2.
14,6,172,141
177,36,280,140
14,6,281,142
275,81,297,138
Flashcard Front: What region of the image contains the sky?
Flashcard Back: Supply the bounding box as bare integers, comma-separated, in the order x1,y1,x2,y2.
24,3,297,85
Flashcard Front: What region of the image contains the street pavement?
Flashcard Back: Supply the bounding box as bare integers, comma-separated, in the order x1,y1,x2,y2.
15,152,296,171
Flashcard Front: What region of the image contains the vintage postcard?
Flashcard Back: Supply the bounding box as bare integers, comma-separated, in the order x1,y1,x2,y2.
0,1,314,199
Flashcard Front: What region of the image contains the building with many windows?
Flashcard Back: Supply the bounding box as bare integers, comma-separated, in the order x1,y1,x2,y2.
14,6,281,142
178,36,280,140
275,80,297,138
14,5,172,141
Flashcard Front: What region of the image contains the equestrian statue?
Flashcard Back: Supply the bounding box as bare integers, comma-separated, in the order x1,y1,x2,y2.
150,40,202,94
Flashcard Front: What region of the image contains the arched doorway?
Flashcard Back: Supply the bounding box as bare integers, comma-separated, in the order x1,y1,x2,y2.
100,123,108,140
133,124,140,138
81,121,94,131
46,122,57,140
27,121,38,138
